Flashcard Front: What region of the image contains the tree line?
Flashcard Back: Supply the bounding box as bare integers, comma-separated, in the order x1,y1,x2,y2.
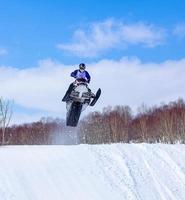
1,98,185,145
78,98,185,144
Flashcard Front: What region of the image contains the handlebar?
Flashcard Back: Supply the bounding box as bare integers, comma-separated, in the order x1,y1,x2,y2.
76,78,88,83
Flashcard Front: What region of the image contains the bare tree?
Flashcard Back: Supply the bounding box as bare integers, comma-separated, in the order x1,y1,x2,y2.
138,104,151,142
0,98,13,145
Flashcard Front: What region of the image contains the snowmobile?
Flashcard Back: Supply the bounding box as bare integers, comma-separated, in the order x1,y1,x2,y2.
62,78,101,127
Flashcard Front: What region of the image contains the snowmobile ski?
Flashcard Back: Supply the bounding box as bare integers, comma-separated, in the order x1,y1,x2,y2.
90,88,101,106
62,84,74,102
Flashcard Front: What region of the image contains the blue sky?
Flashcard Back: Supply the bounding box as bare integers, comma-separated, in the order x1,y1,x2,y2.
0,0,185,67
0,0,185,124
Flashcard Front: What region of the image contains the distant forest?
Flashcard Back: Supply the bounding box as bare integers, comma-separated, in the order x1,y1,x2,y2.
1,98,185,145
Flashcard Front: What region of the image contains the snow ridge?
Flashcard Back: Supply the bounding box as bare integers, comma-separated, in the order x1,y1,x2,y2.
0,144,185,200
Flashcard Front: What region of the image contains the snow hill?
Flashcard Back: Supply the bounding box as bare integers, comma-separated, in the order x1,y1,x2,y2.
0,144,185,200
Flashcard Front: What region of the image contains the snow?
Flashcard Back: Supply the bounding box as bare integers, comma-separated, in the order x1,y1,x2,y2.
0,143,185,200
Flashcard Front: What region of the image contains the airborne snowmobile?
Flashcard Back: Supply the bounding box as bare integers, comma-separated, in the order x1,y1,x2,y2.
62,78,101,127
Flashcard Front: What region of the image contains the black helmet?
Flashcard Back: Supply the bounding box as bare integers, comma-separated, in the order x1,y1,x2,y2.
79,63,86,70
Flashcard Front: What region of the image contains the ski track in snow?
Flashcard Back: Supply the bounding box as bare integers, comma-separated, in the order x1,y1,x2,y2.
0,144,185,200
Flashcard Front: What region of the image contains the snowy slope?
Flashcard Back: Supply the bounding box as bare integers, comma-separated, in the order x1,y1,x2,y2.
0,144,185,200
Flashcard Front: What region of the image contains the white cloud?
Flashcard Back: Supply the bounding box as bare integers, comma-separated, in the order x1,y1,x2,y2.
0,59,71,114
0,48,8,55
173,23,185,38
120,23,165,47
1,57,185,124
57,19,166,57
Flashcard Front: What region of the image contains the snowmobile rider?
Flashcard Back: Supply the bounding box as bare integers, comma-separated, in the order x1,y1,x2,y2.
71,63,91,83
62,63,91,101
